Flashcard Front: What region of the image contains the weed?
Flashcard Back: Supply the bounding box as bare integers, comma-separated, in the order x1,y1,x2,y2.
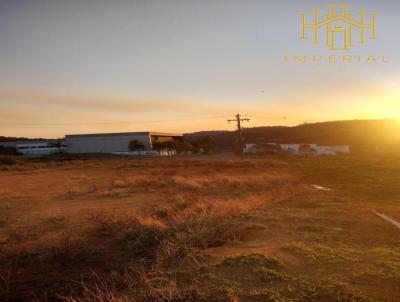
283,242,357,264
381,260,400,279
125,224,166,257
220,254,282,270
371,246,400,258
300,281,371,302
50,225,82,265
0,156,24,166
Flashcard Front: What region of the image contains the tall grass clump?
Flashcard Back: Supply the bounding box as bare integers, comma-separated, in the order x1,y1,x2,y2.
74,196,252,301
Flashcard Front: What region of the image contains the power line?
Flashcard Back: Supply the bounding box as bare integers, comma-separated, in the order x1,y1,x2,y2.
227,113,250,156
0,115,230,126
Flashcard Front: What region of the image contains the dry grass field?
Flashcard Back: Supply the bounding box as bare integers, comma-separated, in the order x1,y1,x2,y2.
0,154,399,301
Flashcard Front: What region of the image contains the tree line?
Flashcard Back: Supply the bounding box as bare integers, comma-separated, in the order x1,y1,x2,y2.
128,137,214,155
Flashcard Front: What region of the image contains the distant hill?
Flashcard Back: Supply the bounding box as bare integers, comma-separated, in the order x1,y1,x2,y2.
2,119,399,154
185,119,400,153
0,136,47,142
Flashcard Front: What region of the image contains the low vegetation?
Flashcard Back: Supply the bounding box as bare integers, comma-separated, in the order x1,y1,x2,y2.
0,155,399,301
0,155,24,167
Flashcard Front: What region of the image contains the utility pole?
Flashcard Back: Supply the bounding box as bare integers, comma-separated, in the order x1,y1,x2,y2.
227,114,250,156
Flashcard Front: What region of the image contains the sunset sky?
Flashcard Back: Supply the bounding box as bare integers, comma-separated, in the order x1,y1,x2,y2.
1,0,399,138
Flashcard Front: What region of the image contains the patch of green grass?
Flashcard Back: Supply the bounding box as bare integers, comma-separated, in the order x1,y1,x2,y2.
381,260,400,279
298,224,328,242
299,279,372,302
305,233,327,242
220,254,282,270
257,267,288,282
283,242,358,264
214,254,289,288
369,246,400,279
371,246,400,257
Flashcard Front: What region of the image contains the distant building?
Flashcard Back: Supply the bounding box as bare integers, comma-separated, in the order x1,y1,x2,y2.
65,131,182,154
243,143,282,154
244,143,350,155
0,140,64,156
280,144,350,155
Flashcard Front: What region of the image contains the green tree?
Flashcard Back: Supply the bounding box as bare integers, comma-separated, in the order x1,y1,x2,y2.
299,144,315,155
152,141,164,155
50,139,64,153
176,141,193,154
193,136,214,154
163,140,178,156
128,139,145,156
0,146,18,156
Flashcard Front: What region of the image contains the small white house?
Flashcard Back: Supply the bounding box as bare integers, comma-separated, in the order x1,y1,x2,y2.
244,143,350,155
280,144,350,155
0,140,64,156
243,143,282,154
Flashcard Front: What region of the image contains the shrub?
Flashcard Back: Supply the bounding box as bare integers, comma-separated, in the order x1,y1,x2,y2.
0,146,18,156
0,156,23,166
88,212,139,237
125,224,166,257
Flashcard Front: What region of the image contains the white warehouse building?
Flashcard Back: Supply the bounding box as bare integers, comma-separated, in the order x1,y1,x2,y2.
0,140,64,156
65,131,182,154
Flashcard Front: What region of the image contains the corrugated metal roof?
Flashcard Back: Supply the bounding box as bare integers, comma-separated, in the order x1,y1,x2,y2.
65,132,182,138
0,140,58,147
